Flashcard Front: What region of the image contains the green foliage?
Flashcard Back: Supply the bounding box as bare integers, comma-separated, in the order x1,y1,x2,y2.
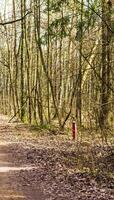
29,123,58,136
75,0,100,41
41,15,71,44
49,0,70,12
111,20,114,32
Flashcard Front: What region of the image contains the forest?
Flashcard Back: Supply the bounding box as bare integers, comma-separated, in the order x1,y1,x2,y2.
0,0,113,199
0,0,113,130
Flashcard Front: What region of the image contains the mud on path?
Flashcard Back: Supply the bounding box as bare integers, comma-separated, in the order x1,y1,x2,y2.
0,114,114,200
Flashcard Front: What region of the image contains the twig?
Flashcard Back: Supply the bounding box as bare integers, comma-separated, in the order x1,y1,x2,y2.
0,11,32,26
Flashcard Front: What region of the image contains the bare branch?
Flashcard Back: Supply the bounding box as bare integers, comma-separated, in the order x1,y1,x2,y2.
0,11,32,26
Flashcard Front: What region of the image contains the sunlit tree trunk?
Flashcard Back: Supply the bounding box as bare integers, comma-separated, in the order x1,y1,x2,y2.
100,0,112,128
20,0,25,121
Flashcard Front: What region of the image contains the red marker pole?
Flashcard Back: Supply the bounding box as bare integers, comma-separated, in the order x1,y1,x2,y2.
72,121,77,140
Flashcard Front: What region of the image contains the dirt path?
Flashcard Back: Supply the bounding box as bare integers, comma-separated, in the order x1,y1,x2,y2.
0,114,114,200
0,115,45,200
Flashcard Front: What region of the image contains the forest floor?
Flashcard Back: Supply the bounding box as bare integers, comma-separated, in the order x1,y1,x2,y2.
0,114,114,200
